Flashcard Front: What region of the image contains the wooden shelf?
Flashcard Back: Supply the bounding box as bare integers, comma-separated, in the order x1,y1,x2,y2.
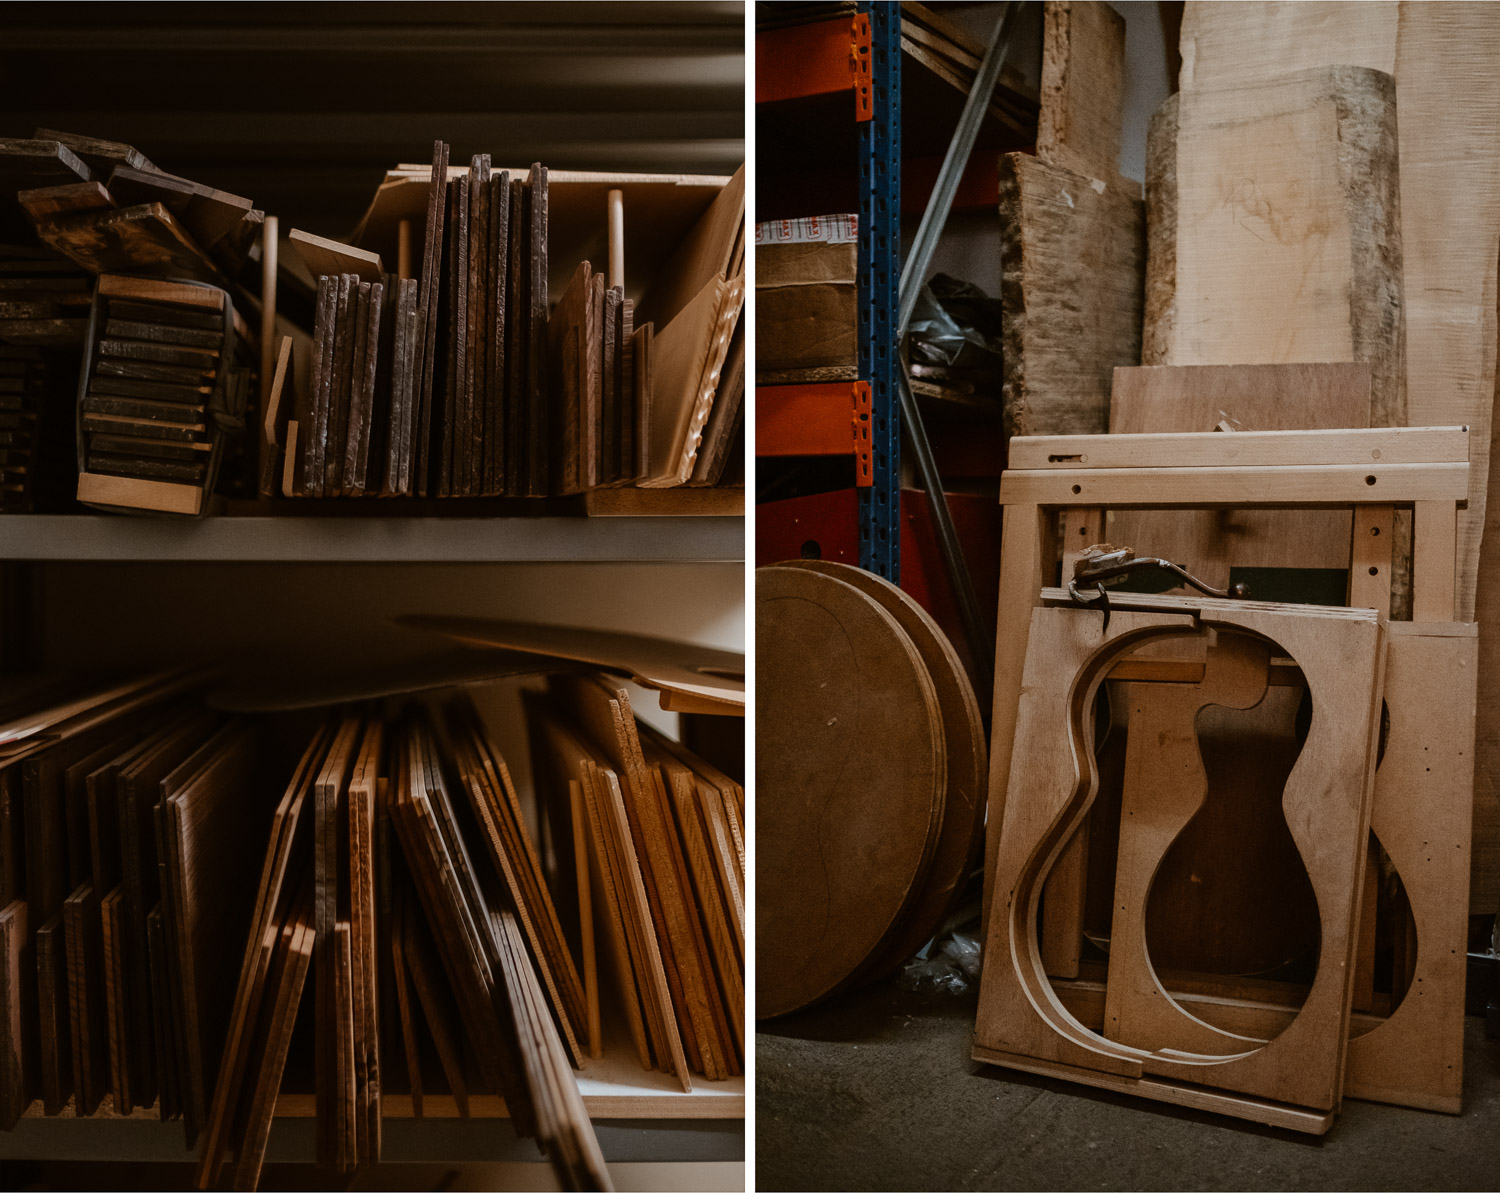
0,514,744,563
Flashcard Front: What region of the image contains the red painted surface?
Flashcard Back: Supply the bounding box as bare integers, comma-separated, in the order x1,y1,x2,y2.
756,487,1003,693
757,17,865,112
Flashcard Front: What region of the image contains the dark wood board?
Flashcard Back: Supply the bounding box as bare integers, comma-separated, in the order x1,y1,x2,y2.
37,203,221,285
33,129,153,175
525,164,549,496
413,140,450,498
0,139,91,193
344,280,384,496
17,181,115,222
106,165,252,251
504,178,525,498
485,172,510,496
548,261,591,496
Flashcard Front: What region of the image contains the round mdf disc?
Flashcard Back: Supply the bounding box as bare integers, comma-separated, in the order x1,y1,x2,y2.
756,565,945,1019
782,559,988,982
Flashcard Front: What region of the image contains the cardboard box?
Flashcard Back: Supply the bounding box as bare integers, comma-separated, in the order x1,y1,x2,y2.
756,215,857,378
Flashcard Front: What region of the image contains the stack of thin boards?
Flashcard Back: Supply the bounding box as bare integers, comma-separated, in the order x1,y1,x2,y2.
199,696,610,1192
0,668,280,1145
898,1,1040,139
0,244,92,347
284,141,551,499
0,345,45,511
269,143,746,501
2,130,262,284
76,275,248,516
530,674,745,1089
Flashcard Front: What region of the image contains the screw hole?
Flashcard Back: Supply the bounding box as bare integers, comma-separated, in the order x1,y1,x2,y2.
1371,526,1381,536
1365,474,1377,485
1368,566,1379,576
1071,484,1081,495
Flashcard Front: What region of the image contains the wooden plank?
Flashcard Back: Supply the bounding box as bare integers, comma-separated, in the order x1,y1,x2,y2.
999,152,1142,439
76,472,202,516
289,229,384,285
1000,462,1468,509
37,204,222,285
1038,1,1127,180
1145,66,1403,427
1016,423,1465,470
1107,362,1374,591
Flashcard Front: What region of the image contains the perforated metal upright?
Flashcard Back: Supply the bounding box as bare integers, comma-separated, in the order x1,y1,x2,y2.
856,0,901,581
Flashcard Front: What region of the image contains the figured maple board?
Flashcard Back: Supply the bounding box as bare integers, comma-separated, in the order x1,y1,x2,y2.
756,566,945,1018
975,597,1384,1124
1108,362,1372,587
1177,0,1500,629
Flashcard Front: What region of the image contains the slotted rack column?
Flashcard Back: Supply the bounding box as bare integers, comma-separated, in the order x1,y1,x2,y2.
857,0,901,581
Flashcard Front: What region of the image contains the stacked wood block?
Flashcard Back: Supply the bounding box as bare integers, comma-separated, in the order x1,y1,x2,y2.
75,276,249,517
0,245,92,347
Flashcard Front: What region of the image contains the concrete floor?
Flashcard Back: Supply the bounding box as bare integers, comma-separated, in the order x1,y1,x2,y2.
757,977,1500,1191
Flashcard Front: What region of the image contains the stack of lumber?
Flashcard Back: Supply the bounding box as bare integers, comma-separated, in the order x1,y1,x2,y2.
0,346,46,512
199,698,612,1191
0,670,742,1191
530,674,745,1088
265,144,745,500
900,0,1040,140
1,130,261,286
75,275,250,517
755,562,985,1018
0,244,91,348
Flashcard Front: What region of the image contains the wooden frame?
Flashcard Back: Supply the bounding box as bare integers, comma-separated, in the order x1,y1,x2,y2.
975,598,1386,1131
977,426,1473,1124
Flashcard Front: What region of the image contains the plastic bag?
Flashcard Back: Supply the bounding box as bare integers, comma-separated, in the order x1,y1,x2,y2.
899,929,983,995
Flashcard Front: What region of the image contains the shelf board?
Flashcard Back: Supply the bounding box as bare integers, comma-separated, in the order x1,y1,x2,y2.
0,515,744,563
3,1054,743,1162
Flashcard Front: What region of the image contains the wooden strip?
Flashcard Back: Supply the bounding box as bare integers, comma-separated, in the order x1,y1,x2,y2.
289,229,384,285
1011,426,1470,470
1001,463,1469,508
1413,500,1457,621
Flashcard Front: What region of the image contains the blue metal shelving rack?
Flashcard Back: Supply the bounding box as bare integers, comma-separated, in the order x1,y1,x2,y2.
856,0,902,582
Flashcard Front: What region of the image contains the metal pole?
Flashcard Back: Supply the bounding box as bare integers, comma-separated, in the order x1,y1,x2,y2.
894,2,1019,689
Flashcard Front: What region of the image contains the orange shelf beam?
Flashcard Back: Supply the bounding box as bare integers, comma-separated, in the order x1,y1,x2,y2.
756,15,872,120
756,381,873,486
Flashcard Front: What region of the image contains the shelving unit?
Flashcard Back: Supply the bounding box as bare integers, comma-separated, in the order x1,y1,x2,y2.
0,515,744,563
0,4,745,1185
755,3,902,580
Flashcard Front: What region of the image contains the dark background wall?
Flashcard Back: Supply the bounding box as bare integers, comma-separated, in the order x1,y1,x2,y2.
0,1,746,236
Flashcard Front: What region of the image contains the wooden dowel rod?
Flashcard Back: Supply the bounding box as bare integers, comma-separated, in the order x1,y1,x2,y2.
397,218,413,282
260,214,278,408
607,189,624,291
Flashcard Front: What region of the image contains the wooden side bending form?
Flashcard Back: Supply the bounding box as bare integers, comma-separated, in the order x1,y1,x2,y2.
976,426,1475,1125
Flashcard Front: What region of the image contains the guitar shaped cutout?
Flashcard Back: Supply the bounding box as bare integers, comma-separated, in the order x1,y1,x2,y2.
1102,629,1298,1055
